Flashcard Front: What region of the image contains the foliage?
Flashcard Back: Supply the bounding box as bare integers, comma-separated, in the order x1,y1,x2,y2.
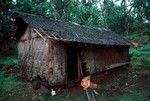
1,0,150,38
0,55,18,67
14,0,58,17
0,72,22,92
103,0,126,32
61,4,103,27
130,44,150,70
97,90,150,101
131,0,150,21
115,90,150,101
127,33,149,45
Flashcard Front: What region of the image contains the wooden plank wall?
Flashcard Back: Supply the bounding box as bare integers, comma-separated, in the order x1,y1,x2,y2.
18,27,66,85
50,41,66,85
81,45,129,74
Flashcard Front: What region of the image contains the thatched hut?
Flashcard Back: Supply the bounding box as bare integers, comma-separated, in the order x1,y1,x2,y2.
15,13,131,86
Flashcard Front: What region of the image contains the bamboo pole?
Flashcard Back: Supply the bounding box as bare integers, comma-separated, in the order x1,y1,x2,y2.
39,28,58,40
106,62,130,69
33,29,47,42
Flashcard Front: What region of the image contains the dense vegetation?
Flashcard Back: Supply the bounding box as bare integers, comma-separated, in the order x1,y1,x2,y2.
0,0,150,101
0,0,150,34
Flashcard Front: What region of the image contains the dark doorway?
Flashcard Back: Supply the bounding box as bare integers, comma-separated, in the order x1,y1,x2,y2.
67,45,78,81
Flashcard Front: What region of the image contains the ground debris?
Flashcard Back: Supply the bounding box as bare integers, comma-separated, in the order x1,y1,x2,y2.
5,65,16,74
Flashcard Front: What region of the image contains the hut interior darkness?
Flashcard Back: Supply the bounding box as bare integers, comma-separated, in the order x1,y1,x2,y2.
15,13,131,86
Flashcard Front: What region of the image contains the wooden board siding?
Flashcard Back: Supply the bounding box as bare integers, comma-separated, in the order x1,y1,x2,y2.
18,28,66,85
81,45,129,74
47,40,66,85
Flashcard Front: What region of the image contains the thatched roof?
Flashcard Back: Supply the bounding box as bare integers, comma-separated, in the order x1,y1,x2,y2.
16,14,131,46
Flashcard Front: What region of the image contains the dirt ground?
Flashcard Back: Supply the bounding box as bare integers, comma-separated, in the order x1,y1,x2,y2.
54,66,150,100
138,70,150,90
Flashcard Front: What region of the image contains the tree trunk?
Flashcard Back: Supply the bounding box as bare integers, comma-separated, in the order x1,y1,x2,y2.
99,0,108,29
122,0,129,34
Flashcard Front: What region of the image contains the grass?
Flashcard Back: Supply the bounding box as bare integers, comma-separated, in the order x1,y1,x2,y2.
130,44,150,70
0,55,18,68
111,90,150,101
98,90,150,101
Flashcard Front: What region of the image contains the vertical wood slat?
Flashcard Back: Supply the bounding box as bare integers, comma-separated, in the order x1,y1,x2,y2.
86,45,129,72
77,51,81,80
48,39,53,60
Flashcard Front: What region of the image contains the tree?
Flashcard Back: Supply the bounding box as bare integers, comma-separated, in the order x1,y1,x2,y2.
121,0,129,34
1,0,149,38
99,0,108,29
0,0,14,35
61,1,103,27
131,0,150,21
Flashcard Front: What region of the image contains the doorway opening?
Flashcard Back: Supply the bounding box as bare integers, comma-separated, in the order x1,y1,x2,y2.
67,45,78,81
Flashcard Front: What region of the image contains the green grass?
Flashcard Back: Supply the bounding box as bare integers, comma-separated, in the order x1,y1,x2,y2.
0,72,22,92
0,55,18,67
130,44,150,70
115,90,150,101
97,90,150,101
